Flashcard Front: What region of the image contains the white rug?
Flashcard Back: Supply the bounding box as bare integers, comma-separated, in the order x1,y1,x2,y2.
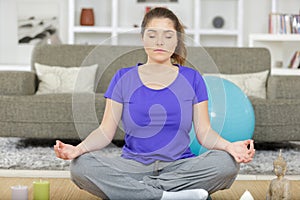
1,137,299,175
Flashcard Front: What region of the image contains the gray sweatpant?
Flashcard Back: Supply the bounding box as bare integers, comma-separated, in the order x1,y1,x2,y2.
70,150,239,200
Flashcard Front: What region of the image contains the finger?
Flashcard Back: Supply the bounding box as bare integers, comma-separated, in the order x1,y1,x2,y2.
249,149,256,158
235,155,243,163
54,150,60,158
245,155,254,164
246,147,255,155
54,148,61,158
53,144,61,153
246,141,255,155
244,150,255,162
244,139,253,147
243,139,250,145
242,158,253,163
249,140,254,150
55,140,60,149
57,140,64,149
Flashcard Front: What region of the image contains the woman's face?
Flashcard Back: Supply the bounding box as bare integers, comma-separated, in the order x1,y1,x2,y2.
143,17,178,65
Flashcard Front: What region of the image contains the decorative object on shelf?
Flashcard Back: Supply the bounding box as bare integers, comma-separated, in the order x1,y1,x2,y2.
266,149,291,200
212,16,224,29
288,51,300,69
80,8,95,26
275,61,283,68
145,6,152,13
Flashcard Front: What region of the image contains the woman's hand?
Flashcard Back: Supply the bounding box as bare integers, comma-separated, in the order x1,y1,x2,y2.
225,140,255,163
54,140,82,160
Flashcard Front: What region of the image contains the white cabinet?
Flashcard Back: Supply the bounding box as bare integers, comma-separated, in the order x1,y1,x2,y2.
68,0,244,47
249,34,300,75
196,0,244,47
248,0,300,76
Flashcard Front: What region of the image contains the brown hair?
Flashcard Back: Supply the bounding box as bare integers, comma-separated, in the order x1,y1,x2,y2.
141,7,187,65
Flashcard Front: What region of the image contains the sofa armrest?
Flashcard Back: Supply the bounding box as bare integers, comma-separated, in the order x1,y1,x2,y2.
0,71,37,95
267,75,300,99
249,97,300,125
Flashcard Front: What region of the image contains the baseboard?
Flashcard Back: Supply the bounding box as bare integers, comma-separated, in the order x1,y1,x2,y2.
0,169,70,178
0,169,299,180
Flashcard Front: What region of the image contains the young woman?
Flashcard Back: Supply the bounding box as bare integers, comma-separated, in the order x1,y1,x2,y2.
54,7,255,200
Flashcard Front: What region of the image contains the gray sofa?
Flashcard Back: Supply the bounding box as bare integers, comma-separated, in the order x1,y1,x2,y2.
0,44,299,142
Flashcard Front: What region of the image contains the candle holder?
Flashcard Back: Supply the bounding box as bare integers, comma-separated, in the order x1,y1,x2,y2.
80,8,95,26
33,180,50,200
11,185,28,200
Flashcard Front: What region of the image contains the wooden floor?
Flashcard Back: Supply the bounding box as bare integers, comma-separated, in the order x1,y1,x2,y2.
212,180,300,200
0,177,100,200
1,177,299,200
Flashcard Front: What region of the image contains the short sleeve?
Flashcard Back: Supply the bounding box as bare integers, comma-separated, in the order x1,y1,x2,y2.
193,71,208,104
104,70,123,103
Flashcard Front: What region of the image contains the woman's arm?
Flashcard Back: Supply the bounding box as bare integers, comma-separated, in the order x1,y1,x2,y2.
54,98,123,160
76,98,123,154
193,100,255,163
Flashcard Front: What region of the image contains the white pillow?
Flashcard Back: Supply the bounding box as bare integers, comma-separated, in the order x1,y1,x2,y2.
35,63,98,94
204,70,269,99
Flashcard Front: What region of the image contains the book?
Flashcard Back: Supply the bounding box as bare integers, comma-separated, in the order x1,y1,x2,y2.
288,51,300,69
269,13,300,34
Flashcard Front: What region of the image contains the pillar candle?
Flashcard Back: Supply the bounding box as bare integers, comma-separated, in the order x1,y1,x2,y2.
11,185,28,200
33,180,50,200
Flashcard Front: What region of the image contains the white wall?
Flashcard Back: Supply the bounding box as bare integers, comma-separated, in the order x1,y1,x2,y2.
0,0,19,64
0,0,68,66
0,0,298,66
243,0,270,44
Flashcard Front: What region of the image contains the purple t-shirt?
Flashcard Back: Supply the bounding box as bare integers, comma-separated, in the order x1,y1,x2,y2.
104,63,208,164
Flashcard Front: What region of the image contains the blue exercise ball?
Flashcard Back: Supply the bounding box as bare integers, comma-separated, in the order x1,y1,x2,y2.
189,76,255,155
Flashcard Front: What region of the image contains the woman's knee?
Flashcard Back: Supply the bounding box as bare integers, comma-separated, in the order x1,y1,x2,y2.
214,151,240,178
70,154,92,188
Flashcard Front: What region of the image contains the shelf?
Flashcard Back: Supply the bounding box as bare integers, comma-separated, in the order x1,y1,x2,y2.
249,0,300,76
117,27,141,34
248,35,300,71
271,68,300,76
199,29,239,36
73,26,113,33
0,64,31,71
249,34,300,44
68,0,244,46
108,28,240,37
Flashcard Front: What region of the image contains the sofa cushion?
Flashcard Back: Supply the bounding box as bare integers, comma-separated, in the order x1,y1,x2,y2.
204,70,269,98
35,63,98,94
0,71,36,95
